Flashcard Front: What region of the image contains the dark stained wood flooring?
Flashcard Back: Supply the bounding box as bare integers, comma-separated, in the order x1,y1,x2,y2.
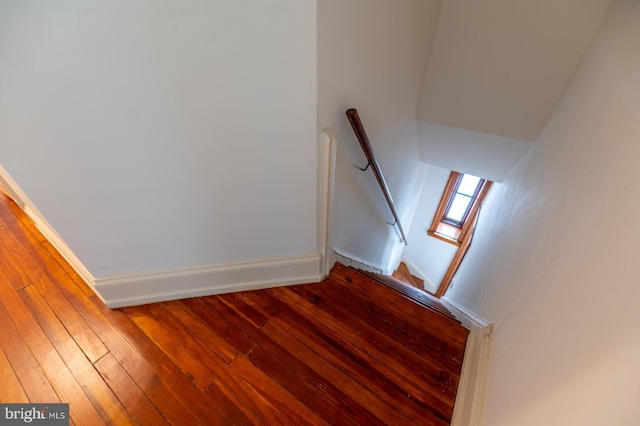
0,193,469,425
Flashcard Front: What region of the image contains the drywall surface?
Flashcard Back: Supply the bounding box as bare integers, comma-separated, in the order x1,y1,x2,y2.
0,1,318,277
403,164,457,293
318,0,442,273
446,1,640,424
418,0,612,141
418,122,531,183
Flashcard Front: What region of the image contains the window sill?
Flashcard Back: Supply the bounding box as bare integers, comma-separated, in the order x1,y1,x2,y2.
427,229,461,247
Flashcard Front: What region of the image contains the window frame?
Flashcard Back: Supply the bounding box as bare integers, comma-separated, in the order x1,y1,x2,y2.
428,171,492,246
442,174,483,227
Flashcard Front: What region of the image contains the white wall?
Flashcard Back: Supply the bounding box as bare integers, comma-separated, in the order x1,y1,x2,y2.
418,122,531,183
418,0,612,141
318,0,442,273
0,1,318,278
403,164,457,293
447,1,640,424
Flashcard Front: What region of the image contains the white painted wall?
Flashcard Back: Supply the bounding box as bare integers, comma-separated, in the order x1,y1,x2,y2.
418,122,532,183
418,0,612,141
0,1,317,278
446,1,640,424
318,0,442,274
403,164,457,293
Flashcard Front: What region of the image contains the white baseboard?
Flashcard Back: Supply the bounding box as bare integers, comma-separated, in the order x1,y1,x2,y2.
441,296,493,332
95,253,323,308
0,164,325,309
24,205,96,286
441,296,492,426
331,247,385,275
0,164,96,287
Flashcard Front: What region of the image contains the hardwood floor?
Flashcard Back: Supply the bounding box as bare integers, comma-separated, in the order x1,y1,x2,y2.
0,194,469,425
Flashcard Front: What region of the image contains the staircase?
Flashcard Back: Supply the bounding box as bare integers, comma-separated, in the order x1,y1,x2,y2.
392,261,426,290
332,263,459,323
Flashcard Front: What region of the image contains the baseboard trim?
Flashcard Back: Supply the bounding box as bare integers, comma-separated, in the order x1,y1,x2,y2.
95,253,323,308
0,165,325,309
0,164,95,287
441,297,492,426
441,296,492,332
331,247,385,275
24,205,96,286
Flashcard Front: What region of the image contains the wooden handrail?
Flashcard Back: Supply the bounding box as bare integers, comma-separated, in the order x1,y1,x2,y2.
346,108,407,245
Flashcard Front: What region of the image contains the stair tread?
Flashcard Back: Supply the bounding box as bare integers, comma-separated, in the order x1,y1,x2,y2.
330,263,463,327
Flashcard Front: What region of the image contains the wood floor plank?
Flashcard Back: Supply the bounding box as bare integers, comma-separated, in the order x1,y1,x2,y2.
0,299,59,403
123,303,218,391
0,239,32,291
19,285,133,425
32,281,202,424
290,282,462,386
0,194,468,425
217,292,399,424
201,380,256,426
271,286,456,420
318,278,465,365
0,199,94,297
216,292,269,329
160,300,239,364
236,289,450,425
0,211,109,363
246,342,362,426
33,286,108,364
204,358,305,426
0,218,50,292
85,297,229,425
93,353,169,426
0,345,29,403
4,239,208,425
331,264,469,345
262,321,416,425
178,297,256,355
230,354,330,426
85,304,213,425
0,277,103,424
208,372,293,426
178,295,324,424
200,295,267,352
215,293,396,424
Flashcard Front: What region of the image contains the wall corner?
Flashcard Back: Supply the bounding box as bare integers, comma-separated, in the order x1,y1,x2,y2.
441,296,492,426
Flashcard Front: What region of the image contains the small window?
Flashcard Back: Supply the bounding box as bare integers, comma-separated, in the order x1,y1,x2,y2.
443,174,482,227
428,171,492,245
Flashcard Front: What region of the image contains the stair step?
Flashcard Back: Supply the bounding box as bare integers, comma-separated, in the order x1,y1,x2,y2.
392,262,425,290
330,263,462,326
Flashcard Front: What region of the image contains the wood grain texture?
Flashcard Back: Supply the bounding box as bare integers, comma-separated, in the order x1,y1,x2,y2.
0,194,469,425
393,261,425,290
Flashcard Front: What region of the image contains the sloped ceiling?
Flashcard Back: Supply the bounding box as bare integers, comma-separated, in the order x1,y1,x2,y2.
418,0,613,142
418,0,611,141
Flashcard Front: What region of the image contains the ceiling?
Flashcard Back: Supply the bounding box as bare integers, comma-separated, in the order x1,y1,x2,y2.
418,0,613,142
